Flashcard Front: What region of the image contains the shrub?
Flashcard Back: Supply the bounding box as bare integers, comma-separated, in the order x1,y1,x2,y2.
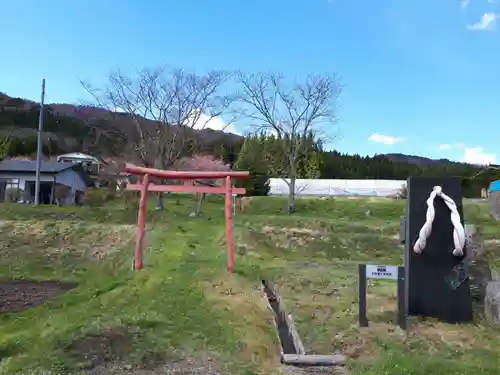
84,187,116,207
54,185,71,205
103,186,117,201
233,161,270,197
122,190,139,210
395,184,408,199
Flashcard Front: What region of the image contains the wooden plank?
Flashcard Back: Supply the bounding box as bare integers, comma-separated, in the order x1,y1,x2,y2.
286,313,305,355
269,283,297,355
272,282,305,354
261,282,296,355
126,184,246,195
281,354,346,366
124,166,250,180
261,284,285,358
405,176,473,323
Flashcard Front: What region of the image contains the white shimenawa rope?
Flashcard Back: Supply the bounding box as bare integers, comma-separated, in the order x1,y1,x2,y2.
413,186,465,257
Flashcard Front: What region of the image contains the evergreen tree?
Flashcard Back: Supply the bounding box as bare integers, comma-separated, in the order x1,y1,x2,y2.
233,135,270,196
0,136,11,159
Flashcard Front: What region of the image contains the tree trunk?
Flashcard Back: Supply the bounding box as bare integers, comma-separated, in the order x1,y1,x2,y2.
154,157,165,211
288,176,296,214
195,193,206,217
155,191,164,211
287,154,298,214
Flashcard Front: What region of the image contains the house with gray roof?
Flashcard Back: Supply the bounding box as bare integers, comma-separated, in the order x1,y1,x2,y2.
0,159,94,204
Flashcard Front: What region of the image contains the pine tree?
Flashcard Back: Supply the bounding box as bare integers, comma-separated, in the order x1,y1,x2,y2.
0,136,10,159
233,135,270,196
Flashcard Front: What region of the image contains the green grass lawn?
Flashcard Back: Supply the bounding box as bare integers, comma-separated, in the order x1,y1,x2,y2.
0,197,279,375
237,197,500,375
0,195,499,374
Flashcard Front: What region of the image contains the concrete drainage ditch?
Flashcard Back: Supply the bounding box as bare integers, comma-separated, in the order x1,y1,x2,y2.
261,280,346,368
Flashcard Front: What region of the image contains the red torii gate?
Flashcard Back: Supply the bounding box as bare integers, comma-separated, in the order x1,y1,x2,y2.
124,166,250,273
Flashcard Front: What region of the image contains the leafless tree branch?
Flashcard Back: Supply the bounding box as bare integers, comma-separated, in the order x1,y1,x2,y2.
81,65,236,170
82,65,236,210
236,71,342,211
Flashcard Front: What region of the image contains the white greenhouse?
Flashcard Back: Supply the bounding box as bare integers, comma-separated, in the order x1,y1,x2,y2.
268,178,406,197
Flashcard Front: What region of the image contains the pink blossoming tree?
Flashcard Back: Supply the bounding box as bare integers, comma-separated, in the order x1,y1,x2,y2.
174,155,230,216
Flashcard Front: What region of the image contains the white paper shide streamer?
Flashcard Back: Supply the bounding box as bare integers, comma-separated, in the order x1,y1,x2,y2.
413,186,465,257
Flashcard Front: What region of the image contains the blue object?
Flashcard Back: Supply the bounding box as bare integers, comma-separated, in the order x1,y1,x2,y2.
489,180,500,192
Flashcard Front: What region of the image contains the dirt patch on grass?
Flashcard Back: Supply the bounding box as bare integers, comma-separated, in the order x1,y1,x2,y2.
410,322,494,350
65,327,138,370
82,352,230,375
333,317,497,365
258,225,329,250
0,220,135,259
333,322,405,361
253,224,400,261
262,225,324,236
70,223,136,259
66,328,227,374
329,311,497,365
0,279,76,313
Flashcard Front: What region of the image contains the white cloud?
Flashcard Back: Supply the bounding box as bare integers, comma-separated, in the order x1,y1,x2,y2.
439,143,466,150
462,147,496,165
461,0,470,10
184,110,239,134
438,142,495,165
368,133,403,145
467,12,498,31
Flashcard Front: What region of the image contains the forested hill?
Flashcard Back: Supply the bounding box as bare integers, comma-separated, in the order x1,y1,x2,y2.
0,92,241,159
321,151,488,180
384,153,455,166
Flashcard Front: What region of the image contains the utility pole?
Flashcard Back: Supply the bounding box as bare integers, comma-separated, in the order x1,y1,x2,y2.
34,79,46,206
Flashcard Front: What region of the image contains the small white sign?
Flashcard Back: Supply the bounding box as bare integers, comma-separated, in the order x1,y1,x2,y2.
366,265,399,280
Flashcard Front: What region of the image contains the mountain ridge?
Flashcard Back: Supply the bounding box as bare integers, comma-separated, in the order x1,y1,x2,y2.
383,153,499,168
0,92,242,160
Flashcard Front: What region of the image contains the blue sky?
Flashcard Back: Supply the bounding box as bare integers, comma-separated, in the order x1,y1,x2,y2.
0,0,499,164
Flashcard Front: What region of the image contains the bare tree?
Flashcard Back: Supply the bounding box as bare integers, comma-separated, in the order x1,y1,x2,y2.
236,72,342,212
82,65,236,209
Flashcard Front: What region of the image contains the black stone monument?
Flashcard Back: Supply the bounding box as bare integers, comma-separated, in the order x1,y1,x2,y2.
404,176,473,323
